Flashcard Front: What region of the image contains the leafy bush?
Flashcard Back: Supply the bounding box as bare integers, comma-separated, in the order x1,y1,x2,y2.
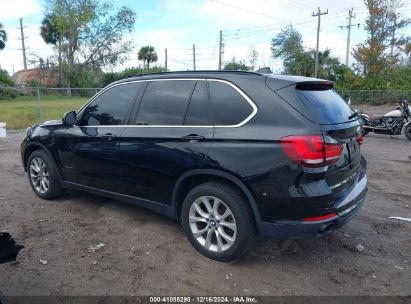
0,69,17,99
223,59,251,71
0,69,14,86
26,79,46,88
69,65,104,88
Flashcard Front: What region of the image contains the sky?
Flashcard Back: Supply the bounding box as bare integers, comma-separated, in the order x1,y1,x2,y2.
0,0,410,76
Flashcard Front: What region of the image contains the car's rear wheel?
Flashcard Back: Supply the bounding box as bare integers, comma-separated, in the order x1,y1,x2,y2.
404,123,411,141
27,150,63,199
181,182,255,262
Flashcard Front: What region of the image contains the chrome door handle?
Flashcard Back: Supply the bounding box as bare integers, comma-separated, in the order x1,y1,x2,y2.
181,134,205,142
102,133,116,141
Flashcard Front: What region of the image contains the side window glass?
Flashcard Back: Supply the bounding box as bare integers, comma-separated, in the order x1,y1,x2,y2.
184,81,211,126
136,80,196,125
81,82,141,126
208,81,253,126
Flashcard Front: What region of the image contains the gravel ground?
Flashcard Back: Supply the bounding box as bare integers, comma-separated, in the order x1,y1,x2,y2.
0,105,410,296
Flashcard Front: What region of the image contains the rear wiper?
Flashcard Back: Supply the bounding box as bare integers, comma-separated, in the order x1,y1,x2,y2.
348,111,358,120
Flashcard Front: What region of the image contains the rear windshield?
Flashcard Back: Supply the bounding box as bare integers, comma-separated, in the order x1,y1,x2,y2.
277,85,356,125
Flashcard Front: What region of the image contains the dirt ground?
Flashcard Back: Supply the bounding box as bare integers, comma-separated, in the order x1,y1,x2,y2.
0,105,410,296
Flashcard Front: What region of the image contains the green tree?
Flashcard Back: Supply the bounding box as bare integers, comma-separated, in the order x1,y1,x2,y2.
248,47,259,70
40,14,63,85
40,14,59,45
0,69,13,86
275,46,342,80
223,58,251,71
387,0,410,64
0,69,16,100
310,49,342,80
352,0,410,75
137,46,158,68
102,66,167,86
42,0,136,88
0,22,7,51
271,25,304,73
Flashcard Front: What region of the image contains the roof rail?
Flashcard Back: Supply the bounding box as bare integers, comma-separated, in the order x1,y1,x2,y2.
122,70,264,79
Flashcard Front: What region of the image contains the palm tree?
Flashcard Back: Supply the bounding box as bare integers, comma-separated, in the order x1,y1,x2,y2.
0,22,7,51
138,46,158,68
310,49,341,80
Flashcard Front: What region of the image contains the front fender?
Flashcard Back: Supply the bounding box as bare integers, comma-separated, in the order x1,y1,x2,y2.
21,141,64,184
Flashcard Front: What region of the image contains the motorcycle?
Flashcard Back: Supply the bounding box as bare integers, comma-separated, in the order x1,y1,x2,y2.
358,99,411,140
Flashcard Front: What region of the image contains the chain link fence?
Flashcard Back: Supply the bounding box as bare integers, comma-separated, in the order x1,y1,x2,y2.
1,86,411,130
0,86,101,130
336,90,411,105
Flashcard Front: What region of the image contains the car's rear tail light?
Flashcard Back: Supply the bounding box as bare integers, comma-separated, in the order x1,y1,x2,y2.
356,135,364,145
280,135,343,168
303,213,337,222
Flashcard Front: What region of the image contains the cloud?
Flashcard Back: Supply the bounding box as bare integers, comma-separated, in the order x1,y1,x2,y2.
0,24,54,74
0,0,42,19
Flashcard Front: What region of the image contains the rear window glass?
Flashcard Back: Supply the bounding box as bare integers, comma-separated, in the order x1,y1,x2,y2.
297,89,355,124
277,86,355,125
208,81,253,126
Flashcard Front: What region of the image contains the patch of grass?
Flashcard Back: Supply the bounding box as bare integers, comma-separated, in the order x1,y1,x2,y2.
0,95,88,129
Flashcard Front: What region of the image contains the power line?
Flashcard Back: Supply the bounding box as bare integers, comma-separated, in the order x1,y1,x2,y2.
222,9,349,35
209,0,285,20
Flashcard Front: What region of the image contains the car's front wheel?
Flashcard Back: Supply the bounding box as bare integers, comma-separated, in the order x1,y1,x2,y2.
27,150,63,199
181,182,255,262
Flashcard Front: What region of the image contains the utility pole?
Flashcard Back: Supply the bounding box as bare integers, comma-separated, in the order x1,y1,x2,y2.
312,7,328,78
339,8,359,66
19,18,28,70
165,48,168,70
193,44,196,71
218,30,223,70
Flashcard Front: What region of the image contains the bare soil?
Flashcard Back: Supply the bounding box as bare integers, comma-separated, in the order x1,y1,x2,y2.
0,105,410,296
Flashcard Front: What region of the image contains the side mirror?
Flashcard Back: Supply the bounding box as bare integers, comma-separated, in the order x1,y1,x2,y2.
62,111,77,126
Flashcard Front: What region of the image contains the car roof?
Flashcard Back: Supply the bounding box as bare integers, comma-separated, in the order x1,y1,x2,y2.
114,70,330,88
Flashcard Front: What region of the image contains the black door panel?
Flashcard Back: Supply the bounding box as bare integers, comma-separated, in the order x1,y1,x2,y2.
118,79,213,203
117,127,213,203
55,126,123,191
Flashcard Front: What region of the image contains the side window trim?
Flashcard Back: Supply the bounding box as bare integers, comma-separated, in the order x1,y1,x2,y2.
127,81,148,125
182,81,199,125
76,78,257,128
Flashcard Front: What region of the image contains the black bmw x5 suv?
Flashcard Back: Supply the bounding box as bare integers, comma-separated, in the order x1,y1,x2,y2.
22,71,367,262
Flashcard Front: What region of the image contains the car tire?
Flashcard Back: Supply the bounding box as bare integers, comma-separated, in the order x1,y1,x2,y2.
181,182,255,262
404,123,411,141
27,150,64,199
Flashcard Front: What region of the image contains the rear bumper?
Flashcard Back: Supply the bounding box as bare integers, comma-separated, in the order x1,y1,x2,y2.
258,171,367,239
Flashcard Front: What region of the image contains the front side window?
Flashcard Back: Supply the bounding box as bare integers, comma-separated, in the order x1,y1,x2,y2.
136,80,196,125
208,81,253,126
80,82,141,126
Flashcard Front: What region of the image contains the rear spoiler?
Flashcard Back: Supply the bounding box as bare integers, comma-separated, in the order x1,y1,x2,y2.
296,81,334,91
